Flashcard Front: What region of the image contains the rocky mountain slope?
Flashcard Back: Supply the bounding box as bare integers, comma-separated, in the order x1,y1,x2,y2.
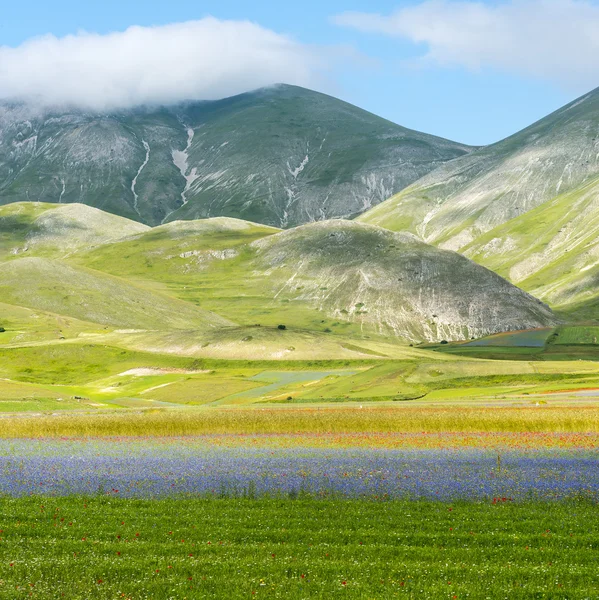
247,221,556,341
0,85,472,228
359,87,599,317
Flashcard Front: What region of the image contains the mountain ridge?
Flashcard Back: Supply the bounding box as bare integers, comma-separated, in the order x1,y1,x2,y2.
358,86,599,318
0,84,473,228
0,201,556,345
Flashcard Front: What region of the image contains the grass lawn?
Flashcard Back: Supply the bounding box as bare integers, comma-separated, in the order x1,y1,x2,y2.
0,496,597,599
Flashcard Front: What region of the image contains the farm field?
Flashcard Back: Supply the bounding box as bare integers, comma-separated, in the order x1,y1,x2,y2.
4,333,599,413
429,325,599,361
462,328,553,347
2,341,599,599
1,496,598,599
2,203,599,598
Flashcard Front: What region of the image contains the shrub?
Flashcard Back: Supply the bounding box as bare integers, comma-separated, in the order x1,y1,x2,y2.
277,325,286,330
440,340,449,345
0,327,5,333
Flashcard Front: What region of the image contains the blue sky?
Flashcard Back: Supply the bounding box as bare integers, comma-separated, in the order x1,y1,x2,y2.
0,0,590,145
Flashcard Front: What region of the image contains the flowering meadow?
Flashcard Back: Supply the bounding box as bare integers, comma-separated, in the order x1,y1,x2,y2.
1,438,599,502
1,408,599,598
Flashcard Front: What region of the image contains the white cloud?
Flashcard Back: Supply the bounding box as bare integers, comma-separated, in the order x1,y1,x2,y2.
0,18,329,110
333,0,599,90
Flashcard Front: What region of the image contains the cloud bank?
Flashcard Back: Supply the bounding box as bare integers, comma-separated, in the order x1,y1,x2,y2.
333,0,599,90
0,18,327,111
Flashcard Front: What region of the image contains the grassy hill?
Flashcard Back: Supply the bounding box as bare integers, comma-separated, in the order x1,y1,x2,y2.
0,200,559,398
459,176,599,319
0,201,148,259
247,220,555,342
71,210,556,344
0,256,232,331
79,216,279,279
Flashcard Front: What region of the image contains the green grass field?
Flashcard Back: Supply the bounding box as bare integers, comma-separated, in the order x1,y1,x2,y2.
3,336,599,414
1,496,597,599
552,326,599,345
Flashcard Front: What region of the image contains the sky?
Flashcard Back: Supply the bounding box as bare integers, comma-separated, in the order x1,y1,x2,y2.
1,0,596,145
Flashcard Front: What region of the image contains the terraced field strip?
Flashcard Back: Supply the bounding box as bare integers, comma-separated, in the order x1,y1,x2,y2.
463,328,554,347
3,405,599,437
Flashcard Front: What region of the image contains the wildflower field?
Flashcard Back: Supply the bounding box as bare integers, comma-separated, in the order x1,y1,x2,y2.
1,412,599,598
1,350,599,598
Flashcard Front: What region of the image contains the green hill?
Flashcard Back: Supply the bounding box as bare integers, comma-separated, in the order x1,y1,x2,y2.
247,220,555,342
0,202,149,259
0,201,556,350
79,216,279,279
0,257,232,331
76,212,556,343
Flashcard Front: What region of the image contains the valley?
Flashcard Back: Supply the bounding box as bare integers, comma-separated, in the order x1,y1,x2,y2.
4,10,599,600
0,192,594,415
2,82,599,431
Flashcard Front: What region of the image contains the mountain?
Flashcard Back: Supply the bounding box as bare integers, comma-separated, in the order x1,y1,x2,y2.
358,87,599,317
0,85,472,228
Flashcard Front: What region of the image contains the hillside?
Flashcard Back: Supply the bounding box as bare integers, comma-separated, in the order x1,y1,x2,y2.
0,257,232,331
0,201,556,347
247,221,556,342
461,176,599,319
0,202,149,259
359,87,599,317
0,85,472,228
74,211,556,343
